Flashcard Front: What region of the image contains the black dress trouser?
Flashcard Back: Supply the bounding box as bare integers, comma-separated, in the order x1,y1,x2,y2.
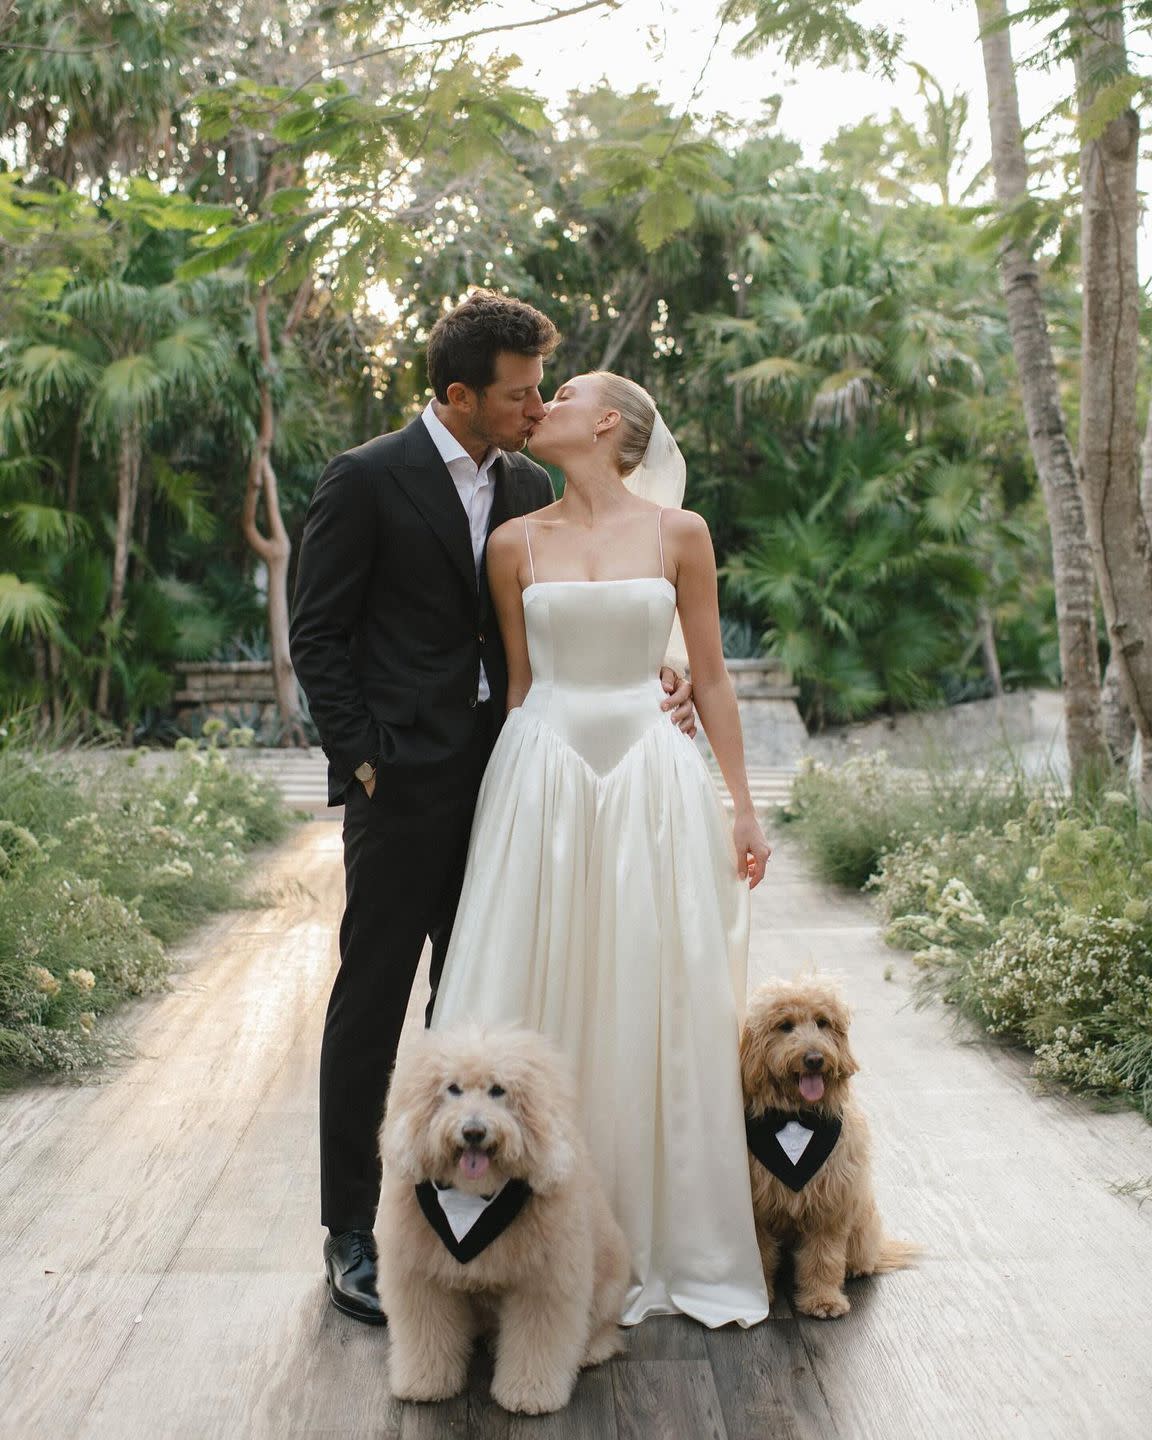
319,705,494,1231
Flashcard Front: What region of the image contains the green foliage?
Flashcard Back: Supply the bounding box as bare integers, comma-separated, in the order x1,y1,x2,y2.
0,575,61,640
724,0,906,76
795,755,1152,1117
0,0,1064,741
783,752,1039,890
0,732,295,1085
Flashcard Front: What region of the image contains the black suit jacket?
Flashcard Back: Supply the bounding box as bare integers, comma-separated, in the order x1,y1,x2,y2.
290,417,556,805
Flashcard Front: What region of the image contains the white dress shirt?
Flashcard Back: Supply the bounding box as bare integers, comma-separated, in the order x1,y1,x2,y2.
422,401,499,701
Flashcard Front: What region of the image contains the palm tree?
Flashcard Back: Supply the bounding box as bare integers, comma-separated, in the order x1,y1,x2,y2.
7,277,228,716
0,0,198,186
974,0,1108,785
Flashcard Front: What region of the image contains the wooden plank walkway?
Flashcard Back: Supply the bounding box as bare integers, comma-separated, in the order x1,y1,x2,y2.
1,824,1150,1439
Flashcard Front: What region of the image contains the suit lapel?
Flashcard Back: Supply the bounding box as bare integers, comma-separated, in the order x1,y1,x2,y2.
392,419,477,596
487,454,519,536
479,455,521,621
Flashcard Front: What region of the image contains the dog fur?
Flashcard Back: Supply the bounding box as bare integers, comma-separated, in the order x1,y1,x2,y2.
377,1024,630,1414
740,976,919,1318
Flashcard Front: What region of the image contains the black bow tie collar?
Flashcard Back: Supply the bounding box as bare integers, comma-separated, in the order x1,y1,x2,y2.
745,1107,843,1192
415,1179,533,1264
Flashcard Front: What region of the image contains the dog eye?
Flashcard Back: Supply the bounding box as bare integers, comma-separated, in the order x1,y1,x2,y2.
816,1018,829,1029
488,1084,506,1098
778,1021,794,1033
447,1082,463,1095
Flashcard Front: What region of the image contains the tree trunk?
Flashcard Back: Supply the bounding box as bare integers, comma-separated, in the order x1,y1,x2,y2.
47,638,63,737
96,422,141,717
734,270,748,434
1074,8,1152,803
1097,363,1152,772
975,0,1108,785
1101,652,1135,770
979,601,1004,698
243,284,306,745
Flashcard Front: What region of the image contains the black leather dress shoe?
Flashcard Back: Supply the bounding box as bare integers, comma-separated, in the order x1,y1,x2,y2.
324,1230,387,1325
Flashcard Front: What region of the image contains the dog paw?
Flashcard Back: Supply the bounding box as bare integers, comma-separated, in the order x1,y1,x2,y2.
583,1326,624,1367
389,1364,468,1403
796,1291,850,1320
491,1373,574,1415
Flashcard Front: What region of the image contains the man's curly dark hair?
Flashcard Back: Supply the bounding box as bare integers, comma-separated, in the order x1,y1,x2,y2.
426,290,560,403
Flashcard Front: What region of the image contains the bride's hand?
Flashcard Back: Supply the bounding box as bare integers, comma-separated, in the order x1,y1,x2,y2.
734,812,772,889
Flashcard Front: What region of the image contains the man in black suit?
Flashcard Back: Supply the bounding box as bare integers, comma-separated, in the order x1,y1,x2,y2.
290,292,692,1323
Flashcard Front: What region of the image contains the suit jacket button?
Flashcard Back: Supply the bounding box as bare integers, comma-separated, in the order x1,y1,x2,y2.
468,697,477,709
478,632,485,644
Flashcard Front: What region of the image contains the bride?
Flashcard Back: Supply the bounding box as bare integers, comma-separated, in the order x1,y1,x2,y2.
431,370,772,1328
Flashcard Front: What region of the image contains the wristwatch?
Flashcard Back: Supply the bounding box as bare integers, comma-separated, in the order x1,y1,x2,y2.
354,760,376,786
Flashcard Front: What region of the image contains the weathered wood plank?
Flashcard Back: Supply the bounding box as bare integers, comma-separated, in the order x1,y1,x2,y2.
75,1273,398,1440
611,1361,727,1440
703,1321,837,1440
467,1352,617,1440
616,1315,705,1362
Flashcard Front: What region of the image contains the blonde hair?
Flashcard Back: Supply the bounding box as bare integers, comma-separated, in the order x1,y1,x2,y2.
592,371,656,476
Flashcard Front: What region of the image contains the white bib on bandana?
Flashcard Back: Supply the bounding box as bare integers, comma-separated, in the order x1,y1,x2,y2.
775,1121,814,1166
435,1182,509,1243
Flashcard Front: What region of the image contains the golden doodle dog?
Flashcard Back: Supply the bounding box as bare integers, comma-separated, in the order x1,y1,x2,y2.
377,1025,630,1415
740,976,919,1319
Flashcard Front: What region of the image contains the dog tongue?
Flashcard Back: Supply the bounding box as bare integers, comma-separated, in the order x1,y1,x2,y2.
460,1149,490,1181
799,1074,825,1103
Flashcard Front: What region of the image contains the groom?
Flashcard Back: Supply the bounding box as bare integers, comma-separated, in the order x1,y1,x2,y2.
290,291,693,1324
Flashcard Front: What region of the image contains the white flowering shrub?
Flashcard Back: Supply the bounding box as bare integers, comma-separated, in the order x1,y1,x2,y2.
796,756,1152,1116
968,909,1152,1098
0,732,295,1084
787,752,1042,889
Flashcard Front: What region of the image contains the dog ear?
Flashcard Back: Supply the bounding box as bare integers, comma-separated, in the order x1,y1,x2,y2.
505,1034,581,1194
739,1008,774,1099
379,1043,440,1180
532,1131,578,1194
380,1106,422,1181
824,991,859,1078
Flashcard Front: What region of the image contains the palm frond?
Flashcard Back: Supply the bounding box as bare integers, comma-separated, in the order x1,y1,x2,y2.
7,502,90,551
14,344,97,405
0,573,61,639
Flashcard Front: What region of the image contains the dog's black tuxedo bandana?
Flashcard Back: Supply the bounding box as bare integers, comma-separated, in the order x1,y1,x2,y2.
745,1108,843,1192
414,1179,532,1264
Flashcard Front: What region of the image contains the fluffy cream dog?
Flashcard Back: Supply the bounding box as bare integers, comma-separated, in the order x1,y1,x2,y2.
377,1025,630,1415
740,976,919,1319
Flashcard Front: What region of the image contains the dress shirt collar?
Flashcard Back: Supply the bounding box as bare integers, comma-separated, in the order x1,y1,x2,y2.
422,401,499,482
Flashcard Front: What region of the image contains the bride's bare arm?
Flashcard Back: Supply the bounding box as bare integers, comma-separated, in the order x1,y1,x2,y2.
486,522,533,712
669,510,772,888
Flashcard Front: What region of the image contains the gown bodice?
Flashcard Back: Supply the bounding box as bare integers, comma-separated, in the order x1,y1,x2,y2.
520,578,677,776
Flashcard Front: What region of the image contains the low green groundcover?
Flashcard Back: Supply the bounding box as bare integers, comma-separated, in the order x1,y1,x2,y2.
785,754,1152,1119
0,724,294,1085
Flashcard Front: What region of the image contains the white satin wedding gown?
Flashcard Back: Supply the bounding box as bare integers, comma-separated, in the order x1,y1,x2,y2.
431,514,770,1328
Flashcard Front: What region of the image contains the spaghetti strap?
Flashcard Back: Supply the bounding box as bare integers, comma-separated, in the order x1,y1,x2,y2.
657,507,666,581
523,516,537,585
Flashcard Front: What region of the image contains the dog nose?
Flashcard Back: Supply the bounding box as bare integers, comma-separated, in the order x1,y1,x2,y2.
462,1122,487,1146
804,1052,824,1071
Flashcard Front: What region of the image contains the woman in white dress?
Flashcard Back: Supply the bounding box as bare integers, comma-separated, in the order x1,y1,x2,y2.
431,371,772,1328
